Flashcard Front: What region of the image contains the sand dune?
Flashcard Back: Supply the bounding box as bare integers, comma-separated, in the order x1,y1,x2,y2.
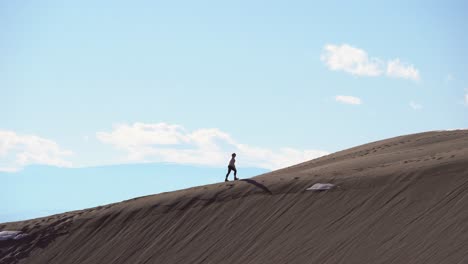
1,130,468,264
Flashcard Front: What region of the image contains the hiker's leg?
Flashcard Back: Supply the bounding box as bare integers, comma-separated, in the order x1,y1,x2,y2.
225,167,232,179
233,168,237,178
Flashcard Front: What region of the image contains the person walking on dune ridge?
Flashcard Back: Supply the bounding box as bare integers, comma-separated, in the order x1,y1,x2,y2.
225,153,238,182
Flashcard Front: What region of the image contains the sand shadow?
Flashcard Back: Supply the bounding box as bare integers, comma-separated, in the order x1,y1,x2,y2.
0,216,73,264
240,179,273,195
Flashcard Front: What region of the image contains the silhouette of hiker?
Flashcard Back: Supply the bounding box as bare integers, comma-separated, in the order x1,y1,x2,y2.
225,153,238,182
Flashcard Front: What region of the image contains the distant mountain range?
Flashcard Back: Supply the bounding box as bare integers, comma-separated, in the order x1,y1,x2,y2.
1,163,268,223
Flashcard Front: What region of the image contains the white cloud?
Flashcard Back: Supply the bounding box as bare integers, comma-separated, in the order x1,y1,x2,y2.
335,95,362,105
96,123,189,148
409,101,423,110
0,167,19,172
321,44,420,81
320,44,383,76
96,123,328,170
0,130,73,172
465,92,468,105
386,59,420,81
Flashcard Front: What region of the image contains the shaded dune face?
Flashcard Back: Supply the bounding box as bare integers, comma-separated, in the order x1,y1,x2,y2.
1,130,468,264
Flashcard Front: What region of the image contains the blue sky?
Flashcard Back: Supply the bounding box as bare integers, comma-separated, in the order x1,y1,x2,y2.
1,0,467,172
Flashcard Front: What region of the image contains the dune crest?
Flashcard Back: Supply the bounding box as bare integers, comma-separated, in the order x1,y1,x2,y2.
1,130,468,264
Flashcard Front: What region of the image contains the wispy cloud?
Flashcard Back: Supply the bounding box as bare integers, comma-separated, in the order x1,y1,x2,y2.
387,59,420,81
321,44,420,81
0,130,73,172
409,101,423,110
96,122,328,170
465,91,468,106
446,74,454,82
335,95,362,105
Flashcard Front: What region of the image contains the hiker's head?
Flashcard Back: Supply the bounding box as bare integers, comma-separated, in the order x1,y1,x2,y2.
232,153,236,157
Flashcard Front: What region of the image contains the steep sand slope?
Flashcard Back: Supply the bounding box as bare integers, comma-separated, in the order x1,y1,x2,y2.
1,130,468,264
